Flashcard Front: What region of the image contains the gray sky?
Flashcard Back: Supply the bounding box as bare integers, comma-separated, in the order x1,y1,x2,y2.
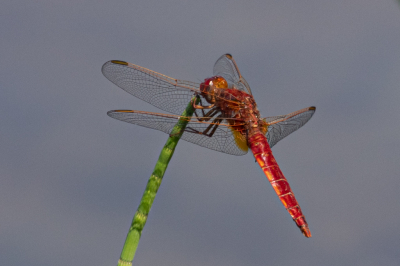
1,1,400,265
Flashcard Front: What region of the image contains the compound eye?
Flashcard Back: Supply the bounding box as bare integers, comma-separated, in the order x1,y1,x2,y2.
212,76,228,89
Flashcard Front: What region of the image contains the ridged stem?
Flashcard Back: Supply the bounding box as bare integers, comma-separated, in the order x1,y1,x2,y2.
117,97,198,266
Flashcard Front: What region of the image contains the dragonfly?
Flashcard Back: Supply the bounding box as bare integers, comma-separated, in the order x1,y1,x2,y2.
102,54,315,237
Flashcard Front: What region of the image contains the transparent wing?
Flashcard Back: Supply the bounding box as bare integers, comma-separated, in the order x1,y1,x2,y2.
213,54,252,95
102,60,201,115
108,110,248,156
265,107,316,148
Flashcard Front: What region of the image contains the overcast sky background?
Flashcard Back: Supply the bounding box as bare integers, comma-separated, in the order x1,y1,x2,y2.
2,1,400,265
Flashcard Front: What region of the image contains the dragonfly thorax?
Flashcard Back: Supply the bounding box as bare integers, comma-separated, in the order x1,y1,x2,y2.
199,75,265,137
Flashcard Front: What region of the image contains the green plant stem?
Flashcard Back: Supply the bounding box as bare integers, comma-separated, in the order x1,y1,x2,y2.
117,97,198,266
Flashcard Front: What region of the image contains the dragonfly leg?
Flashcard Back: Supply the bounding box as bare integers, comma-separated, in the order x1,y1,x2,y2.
185,115,223,138
194,107,220,122
191,96,215,110
205,117,222,137
193,102,215,109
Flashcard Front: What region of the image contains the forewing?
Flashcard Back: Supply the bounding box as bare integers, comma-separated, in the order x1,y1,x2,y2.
265,107,316,148
108,110,248,156
102,60,201,115
213,54,252,95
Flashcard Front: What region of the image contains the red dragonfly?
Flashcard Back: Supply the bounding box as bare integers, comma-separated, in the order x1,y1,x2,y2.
102,54,315,237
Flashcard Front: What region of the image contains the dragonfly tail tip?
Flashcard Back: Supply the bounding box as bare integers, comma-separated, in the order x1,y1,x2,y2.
301,227,312,238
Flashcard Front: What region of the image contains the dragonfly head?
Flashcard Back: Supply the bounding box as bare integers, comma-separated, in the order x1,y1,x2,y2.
200,76,229,104
210,76,228,89
201,76,228,92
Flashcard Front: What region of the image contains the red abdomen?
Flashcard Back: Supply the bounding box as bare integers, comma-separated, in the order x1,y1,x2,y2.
248,133,311,237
